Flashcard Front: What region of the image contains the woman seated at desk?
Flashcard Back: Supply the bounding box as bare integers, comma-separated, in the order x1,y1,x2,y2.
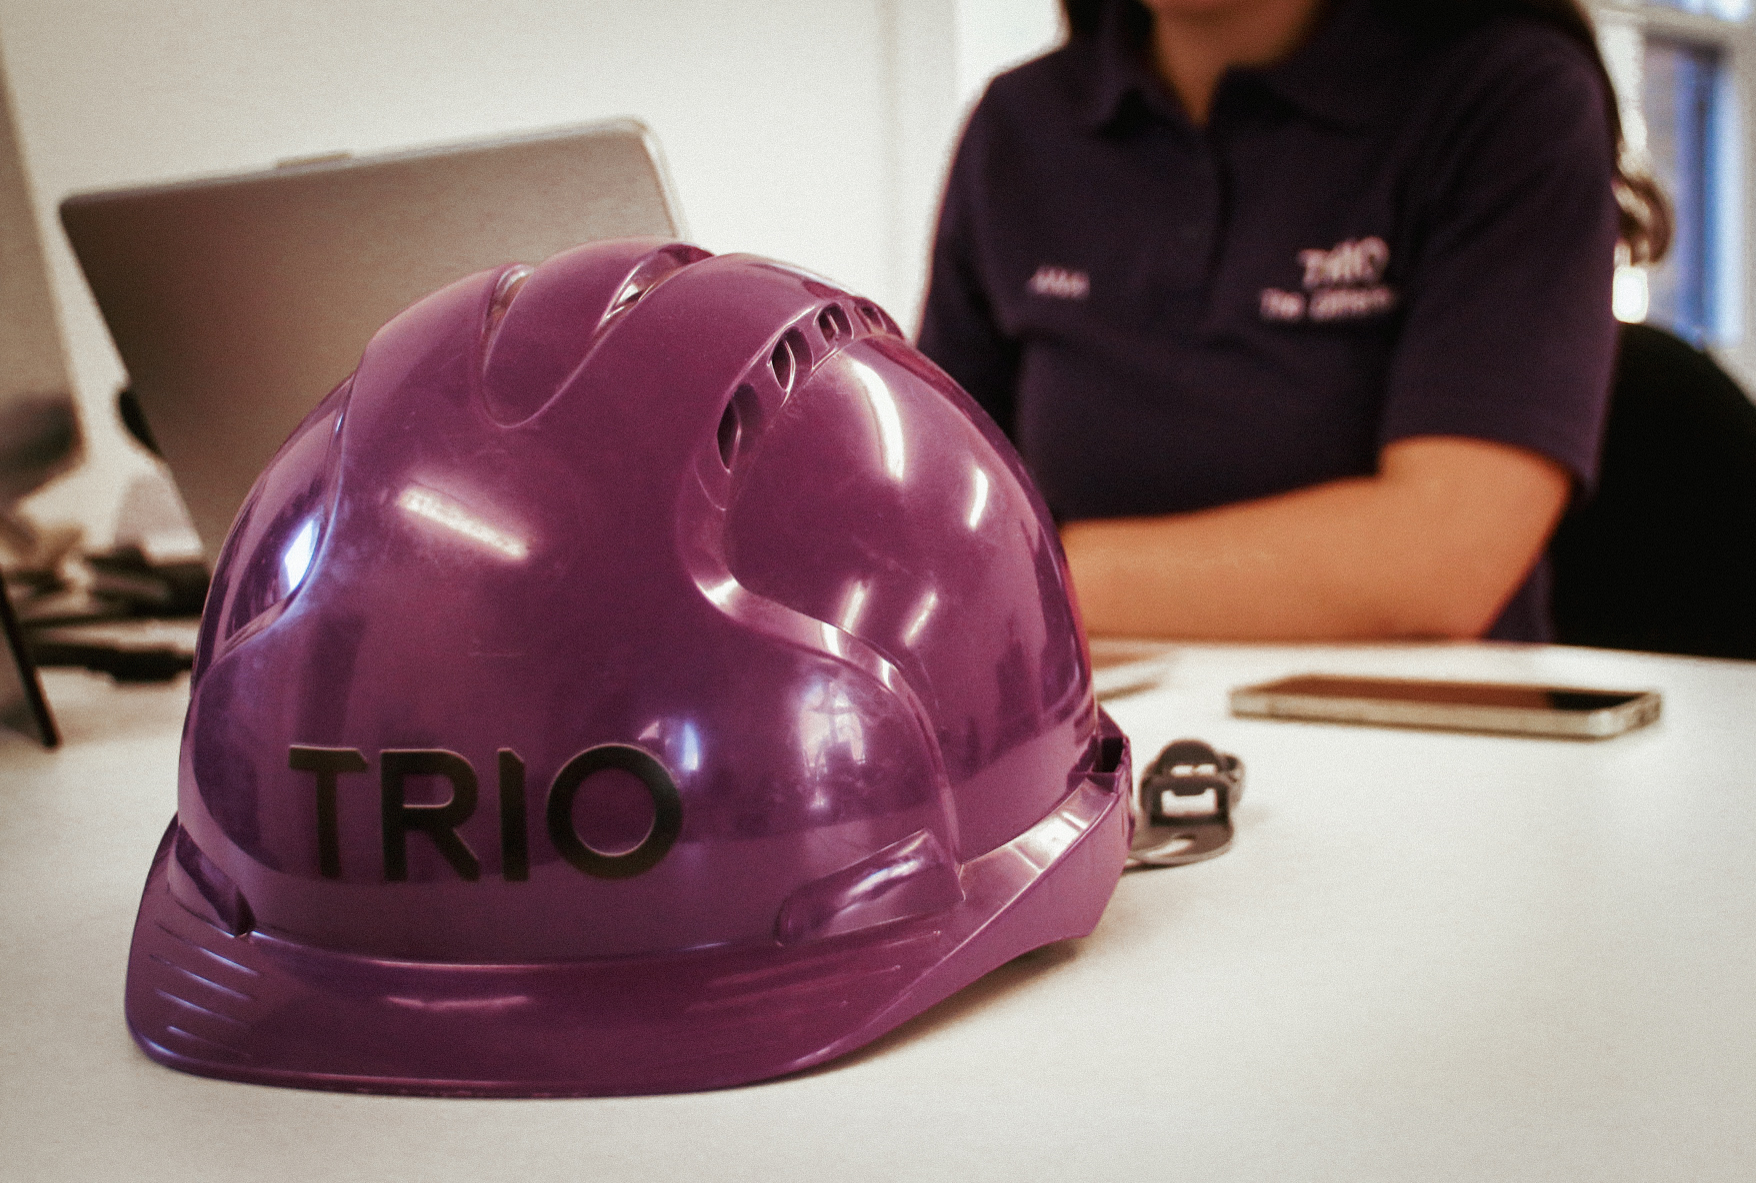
918,0,1669,641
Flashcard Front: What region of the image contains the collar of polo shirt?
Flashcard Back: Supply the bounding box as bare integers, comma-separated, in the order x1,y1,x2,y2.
1076,0,1418,133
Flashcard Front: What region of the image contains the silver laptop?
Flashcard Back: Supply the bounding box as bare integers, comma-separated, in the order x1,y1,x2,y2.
61,119,684,560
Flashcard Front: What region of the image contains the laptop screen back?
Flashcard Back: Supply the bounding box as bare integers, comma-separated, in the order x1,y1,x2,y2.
62,120,683,559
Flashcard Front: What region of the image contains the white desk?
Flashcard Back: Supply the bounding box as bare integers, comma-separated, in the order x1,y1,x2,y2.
4,643,1753,1182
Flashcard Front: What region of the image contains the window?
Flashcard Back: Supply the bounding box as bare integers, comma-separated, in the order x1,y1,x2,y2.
1642,34,1726,340
1598,1,1752,361
1639,0,1749,18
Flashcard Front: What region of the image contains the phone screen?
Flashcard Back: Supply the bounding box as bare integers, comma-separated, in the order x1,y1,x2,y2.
1255,675,1643,713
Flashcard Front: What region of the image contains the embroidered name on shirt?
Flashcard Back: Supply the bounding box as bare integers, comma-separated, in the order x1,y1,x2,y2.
1028,266,1090,300
1260,236,1396,324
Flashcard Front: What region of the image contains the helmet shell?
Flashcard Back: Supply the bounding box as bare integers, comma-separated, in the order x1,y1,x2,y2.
126,239,1131,1095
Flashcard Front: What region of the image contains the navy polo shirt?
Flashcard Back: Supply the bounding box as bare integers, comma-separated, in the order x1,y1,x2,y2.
918,0,1621,641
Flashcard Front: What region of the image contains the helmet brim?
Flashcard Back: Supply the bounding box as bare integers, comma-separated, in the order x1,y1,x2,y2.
125,722,1130,1098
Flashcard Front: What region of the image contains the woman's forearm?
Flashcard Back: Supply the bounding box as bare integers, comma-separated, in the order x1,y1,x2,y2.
1059,435,1572,640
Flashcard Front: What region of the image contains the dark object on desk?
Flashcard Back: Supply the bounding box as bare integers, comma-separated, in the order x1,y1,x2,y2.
1550,323,1756,660
84,545,209,617
0,575,57,746
8,545,205,683
9,545,208,626
27,620,195,683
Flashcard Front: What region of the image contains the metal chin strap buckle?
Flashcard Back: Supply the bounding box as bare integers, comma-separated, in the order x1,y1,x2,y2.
1127,738,1245,868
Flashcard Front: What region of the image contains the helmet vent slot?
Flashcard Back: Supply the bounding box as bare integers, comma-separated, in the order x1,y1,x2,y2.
817,304,851,343
483,266,533,357
608,281,644,317
855,302,893,336
718,392,742,468
718,383,762,470
599,245,712,333
771,329,810,392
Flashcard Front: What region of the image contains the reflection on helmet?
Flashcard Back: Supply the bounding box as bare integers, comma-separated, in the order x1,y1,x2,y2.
125,238,1133,1096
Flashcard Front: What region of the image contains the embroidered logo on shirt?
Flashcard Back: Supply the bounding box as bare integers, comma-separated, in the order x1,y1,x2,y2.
1260,236,1397,324
1027,265,1090,300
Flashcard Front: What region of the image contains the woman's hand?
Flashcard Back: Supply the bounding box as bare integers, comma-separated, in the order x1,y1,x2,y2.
1059,434,1572,640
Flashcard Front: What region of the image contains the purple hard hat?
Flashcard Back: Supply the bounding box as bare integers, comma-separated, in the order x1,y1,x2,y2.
125,238,1132,1096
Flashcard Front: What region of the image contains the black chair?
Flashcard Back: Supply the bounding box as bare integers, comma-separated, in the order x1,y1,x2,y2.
1549,322,1756,660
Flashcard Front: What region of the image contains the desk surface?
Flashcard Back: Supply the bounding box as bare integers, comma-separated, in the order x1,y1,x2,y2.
4,642,1752,1182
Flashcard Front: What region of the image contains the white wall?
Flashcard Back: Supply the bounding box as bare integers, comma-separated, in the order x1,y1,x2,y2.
956,0,1062,107
0,0,1061,545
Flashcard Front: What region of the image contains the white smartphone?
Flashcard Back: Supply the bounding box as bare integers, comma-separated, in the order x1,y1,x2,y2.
1229,673,1661,739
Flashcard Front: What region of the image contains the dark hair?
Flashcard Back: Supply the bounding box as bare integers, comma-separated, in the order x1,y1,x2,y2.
1061,0,1672,262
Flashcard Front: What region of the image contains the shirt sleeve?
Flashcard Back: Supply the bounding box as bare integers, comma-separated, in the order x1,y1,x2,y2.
917,102,1024,440
1379,28,1621,490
